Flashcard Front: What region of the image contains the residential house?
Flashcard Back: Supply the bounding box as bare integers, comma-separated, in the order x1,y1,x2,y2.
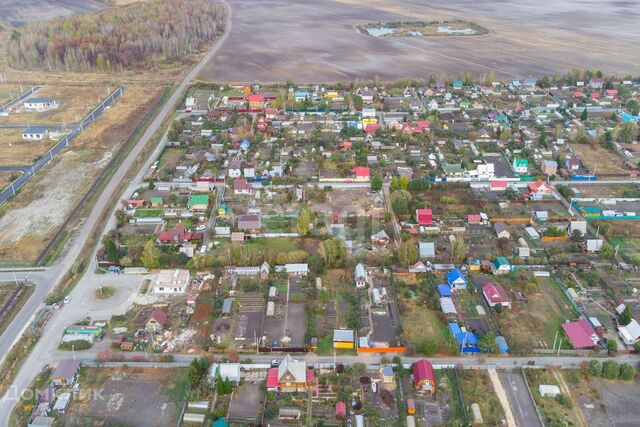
371,229,390,249
446,268,467,290
188,194,209,211
442,163,465,177
237,214,261,232
355,263,368,289
157,224,202,245
416,208,433,226
381,366,394,383
561,318,599,349
528,180,553,197
352,166,370,182
21,126,50,141
412,359,436,395
266,354,311,392
333,329,355,349
51,360,81,386
541,160,558,176
618,319,640,345
145,308,167,332
228,160,242,178
565,158,581,170
494,222,511,240
24,97,57,110
449,322,480,353
409,261,428,273
569,221,587,237
233,178,252,195
512,158,529,174
492,257,511,275
153,269,191,294
247,93,265,109
482,282,512,308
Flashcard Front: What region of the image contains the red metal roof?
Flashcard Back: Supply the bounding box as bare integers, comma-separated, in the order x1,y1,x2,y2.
416,209,433,226
266,368,279,388
561,318,597,349
413,359,435,387
353,166,370,177
482,282,510,304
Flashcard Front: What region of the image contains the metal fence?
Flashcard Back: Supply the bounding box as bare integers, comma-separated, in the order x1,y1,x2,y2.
0,86,125,205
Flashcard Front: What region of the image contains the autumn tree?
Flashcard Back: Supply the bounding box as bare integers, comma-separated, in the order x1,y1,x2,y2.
141,240,160,269
397,239,418,266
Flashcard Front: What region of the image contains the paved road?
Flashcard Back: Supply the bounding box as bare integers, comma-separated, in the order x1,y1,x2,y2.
0,1,233,423
499,370,543,427
0,86,125,205
0,85,42,113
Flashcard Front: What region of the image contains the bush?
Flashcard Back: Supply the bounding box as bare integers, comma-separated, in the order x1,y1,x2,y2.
602,361,619,379
588,360,602,377
58,340,92,351
555,394,572,408
618,363,636,381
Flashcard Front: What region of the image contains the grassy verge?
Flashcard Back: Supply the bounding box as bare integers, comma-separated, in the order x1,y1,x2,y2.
95,286,116,299
0,283,35,336
0,330,39,400
8,366,53,427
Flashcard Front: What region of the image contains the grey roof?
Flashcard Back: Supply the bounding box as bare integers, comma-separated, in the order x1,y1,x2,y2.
440,297,457,314
222,297,233,314
52,359,80,381
494,222,509,234
419,242,435,258
333,329,355,342
278,354,306,382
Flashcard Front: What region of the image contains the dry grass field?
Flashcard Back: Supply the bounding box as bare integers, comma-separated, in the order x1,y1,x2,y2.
0,84,21,105
0,171,19,188
200,0,640,82
0,84,114,125
0,129,56,165
571,143,629,175
0,84,163,264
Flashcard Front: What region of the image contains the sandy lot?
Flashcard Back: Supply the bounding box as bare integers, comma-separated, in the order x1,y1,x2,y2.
200,0,640,82
0,85,162,264
0,0,104,27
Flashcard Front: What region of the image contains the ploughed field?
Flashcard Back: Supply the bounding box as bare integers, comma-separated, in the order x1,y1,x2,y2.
200,0,640,82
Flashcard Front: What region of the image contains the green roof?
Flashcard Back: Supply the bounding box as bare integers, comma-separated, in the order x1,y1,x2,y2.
442,163,464,174
514,158,528,167
188,194,209,207
212,419,229,427
494,256,509,267
150,197,163,203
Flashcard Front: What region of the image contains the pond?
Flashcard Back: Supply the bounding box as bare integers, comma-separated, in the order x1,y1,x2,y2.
365,27,395,37
436,25,476,35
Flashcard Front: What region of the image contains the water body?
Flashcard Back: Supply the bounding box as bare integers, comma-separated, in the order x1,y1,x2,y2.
437,25,476,35
365,27,395,36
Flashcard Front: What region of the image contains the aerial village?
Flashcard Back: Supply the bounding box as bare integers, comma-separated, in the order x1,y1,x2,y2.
20,74,640,426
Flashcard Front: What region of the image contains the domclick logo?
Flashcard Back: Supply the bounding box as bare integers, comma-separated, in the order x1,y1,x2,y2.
3,385,105,403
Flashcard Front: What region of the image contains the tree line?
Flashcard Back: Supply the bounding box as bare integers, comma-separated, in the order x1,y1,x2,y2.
7,0,225,72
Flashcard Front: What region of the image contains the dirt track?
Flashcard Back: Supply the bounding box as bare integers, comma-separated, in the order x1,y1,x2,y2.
199,0,640,82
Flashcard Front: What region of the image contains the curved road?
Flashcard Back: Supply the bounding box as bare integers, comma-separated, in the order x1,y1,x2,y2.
0,0,232,423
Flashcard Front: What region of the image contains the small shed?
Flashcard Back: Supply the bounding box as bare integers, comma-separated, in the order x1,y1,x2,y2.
538,384,561,397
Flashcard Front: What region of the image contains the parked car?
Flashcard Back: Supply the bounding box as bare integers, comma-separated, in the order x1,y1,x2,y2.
63,295,71,304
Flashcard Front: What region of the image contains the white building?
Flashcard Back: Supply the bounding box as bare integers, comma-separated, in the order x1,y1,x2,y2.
538,384,561,398
355,263,367,289
23,97,57,111
21,126,49,141
153,269,190,294
618,319,640,345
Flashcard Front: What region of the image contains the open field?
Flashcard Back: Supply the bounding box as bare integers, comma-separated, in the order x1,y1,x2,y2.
0,85,114,125
65,366,186,427
0,0,104,27
0,129,55,166
0,281,34,335
524,368,586,427
398,295,450,354
0,84,163,264
0,84,21,105
200,0,640,82
571,143,628,175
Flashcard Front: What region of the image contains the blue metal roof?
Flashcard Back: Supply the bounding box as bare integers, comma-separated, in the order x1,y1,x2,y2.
495,336,509,353
438,284,452,297
447,268,466,285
